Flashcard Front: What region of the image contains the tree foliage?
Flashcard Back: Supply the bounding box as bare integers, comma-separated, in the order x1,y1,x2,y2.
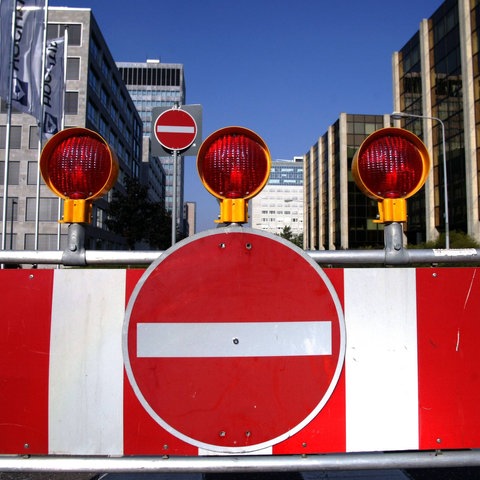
408,230,480,249
106,177,171,250
278,225,304,248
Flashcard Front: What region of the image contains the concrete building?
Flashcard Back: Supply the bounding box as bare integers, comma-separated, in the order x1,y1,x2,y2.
116,60,187,235
184,201,196,236
0,7,143,250
304,114,389,250
251,157,304,236
393,0,480,243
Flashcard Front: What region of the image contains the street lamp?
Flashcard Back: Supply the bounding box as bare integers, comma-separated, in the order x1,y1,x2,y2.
391,111,450,249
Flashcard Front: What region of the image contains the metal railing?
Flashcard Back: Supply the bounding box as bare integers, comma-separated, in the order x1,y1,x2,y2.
1,450,480,473
1,222,480,473
1,223,479,267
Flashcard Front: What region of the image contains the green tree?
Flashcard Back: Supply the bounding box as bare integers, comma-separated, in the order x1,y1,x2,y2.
106,177,171,249
278,225,304,248
144,200,172,249
409,230,479,249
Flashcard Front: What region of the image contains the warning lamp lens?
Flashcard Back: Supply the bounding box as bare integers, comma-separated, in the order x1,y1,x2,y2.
199,131,270,199
356,135,423,198
46,134,112,199
353,128,430,200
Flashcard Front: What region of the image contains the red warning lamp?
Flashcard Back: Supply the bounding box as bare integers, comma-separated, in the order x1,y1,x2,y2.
40,128,119,224
197,126,271,224
352,127,430,223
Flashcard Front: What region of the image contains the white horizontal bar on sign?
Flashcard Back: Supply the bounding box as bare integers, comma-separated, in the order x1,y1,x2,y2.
156,125,195,133
136,321,332,358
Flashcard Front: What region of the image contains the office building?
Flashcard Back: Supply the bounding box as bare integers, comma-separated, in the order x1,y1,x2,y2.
184,201,196,236
306,0,480,249
251,158,304,237
0,7,143,250
304,114,389,250
117,60,187,234
393,0,480,242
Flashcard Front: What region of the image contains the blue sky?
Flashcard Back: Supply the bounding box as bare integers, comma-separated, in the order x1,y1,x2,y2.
50,0,442,231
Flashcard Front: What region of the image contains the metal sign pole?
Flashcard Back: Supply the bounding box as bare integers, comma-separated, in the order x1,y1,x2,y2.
171,149,178,246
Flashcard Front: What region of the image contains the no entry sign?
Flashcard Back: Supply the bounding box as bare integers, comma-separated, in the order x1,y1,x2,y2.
123,228,345,454
154,108,197,151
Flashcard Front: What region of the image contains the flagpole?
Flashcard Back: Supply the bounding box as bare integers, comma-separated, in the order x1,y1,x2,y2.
57,26,67,251
1,0,17,255
34,0,49,250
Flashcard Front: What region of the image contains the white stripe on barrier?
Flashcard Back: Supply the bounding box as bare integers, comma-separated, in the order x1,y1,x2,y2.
48,270,126,455
344,268,419,452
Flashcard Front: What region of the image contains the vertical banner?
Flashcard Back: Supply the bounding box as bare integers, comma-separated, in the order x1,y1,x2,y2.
8,0,46,119
42,37,64,139
0,0,15,102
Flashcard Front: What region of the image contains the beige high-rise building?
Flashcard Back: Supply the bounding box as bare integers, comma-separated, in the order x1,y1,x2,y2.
393,0,480,243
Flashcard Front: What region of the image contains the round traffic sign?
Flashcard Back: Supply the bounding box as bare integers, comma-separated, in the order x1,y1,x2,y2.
154,108,197,151
123,228,345,454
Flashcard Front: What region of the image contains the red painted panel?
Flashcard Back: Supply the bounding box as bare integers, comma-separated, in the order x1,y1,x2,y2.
123,269,198,455
274,268,346,454
416,267,480,450
0,270,53,454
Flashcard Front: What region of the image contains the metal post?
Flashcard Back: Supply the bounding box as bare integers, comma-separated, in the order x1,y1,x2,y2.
61,223,87,266
171,149,178,246
34,0,50,251
439,118,449,248
9,199,16,250
1,1,18,254
391,111,450,248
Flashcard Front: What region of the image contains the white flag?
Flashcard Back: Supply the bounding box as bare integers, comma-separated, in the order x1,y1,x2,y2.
42,37,64,139
10,0,46,119
0,0,15,102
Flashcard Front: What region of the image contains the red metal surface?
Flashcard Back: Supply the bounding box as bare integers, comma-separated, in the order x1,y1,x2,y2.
0,270,54,454
0,265,479,456
416,267,480,450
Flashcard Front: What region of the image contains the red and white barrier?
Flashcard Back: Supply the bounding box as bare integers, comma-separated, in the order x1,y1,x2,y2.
1,267,479,456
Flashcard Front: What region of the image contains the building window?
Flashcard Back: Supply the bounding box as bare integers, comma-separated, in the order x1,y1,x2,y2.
26,197,60,221
101,57,109,77
66,57,80,80
0,197,18,221
90,36,100,61
88,69,99,93
99,116,107,138
25,233,67,250
100,87,108,107
0,125,21,149
87,100,99,126
27,162,46,185
94,206,106,229
65,91,79,115
29,125,39,149
0,162,19,184
47,23,82,46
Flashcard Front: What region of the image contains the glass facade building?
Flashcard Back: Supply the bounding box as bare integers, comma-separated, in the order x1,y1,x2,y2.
117,61,186,234
393,0,480,242
306,0,480,249
304,113,388,250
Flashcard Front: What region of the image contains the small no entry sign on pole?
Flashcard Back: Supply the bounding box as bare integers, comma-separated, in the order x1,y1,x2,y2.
151,105,202,157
